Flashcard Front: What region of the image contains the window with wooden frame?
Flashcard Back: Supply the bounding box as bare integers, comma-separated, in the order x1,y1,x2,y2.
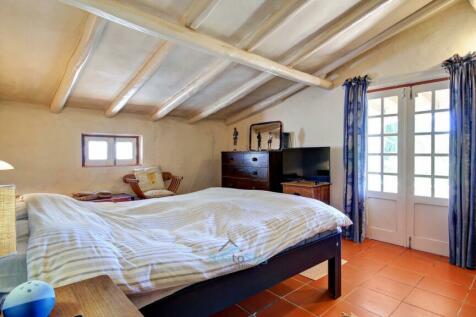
82,134,141,167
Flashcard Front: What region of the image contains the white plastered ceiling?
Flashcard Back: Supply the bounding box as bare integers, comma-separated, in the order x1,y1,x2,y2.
0,0,459,122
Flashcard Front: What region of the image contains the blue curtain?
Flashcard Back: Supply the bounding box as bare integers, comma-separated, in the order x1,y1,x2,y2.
343,76,369,243
443,53,476,269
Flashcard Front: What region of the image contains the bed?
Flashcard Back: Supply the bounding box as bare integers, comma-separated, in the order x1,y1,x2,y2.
9,188,351,316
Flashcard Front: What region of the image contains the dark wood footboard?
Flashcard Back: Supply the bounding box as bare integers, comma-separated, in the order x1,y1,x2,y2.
141,231,342,317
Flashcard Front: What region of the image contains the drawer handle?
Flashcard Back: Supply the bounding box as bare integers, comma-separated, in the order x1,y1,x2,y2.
230,157,234,161
293,192,301,196
252,171,258,176
252,157,258,161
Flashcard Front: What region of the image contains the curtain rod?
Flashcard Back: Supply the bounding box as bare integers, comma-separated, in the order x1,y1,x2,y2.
367,77,448,93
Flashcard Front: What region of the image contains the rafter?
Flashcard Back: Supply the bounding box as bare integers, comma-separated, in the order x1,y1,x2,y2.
226,0,456,125
50,14,106,113
61,0,330,88
151,0,309,121
188,0,390,123
104,0,219,117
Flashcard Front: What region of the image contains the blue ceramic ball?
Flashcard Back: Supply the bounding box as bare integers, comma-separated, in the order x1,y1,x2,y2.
2,280,55,317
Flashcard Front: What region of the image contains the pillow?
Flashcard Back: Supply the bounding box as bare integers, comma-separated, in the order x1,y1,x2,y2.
144,189,175,198
15,198,27,220
134,167,165,192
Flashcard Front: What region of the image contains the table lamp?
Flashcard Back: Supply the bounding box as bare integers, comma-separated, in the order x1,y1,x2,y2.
0,160,15,258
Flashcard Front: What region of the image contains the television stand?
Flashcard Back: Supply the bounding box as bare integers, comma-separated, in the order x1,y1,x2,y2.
281,181,330,204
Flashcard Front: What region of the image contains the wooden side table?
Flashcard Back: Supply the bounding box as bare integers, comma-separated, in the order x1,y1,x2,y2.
282,181,331,204
50,275,143,317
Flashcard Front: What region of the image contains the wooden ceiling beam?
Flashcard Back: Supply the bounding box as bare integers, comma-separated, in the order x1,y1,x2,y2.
50,14,106,113
151,0,309,121
226,0,456,125
104,0,219,117
61,0,331,88
188,0,389,123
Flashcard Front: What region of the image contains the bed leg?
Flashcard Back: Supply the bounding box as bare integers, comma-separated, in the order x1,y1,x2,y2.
328,239,341,299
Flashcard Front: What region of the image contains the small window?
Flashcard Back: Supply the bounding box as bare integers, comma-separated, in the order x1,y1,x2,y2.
82,134,141,167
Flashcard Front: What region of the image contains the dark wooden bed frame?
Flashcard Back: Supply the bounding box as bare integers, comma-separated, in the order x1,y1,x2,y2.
140,231,342,317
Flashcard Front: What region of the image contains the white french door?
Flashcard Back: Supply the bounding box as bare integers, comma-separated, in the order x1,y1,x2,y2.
366,89,406,246
366,81,450,256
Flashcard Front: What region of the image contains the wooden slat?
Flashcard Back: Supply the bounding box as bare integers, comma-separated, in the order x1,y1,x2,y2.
104,0,220,117
61,0,331,88
226,0,456,125
50,15,107,113
188,0,390,123
150,0,309,121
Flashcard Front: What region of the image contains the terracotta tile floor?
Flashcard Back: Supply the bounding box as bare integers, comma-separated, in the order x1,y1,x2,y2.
212,239,476,317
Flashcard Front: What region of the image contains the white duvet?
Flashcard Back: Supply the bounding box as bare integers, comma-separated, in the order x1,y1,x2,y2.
25,188,351,296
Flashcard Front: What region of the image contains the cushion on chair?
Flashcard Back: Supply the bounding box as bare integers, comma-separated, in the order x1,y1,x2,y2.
133,167,166,192
144,189,175,198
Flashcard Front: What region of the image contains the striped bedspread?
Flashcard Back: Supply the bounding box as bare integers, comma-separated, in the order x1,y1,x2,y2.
25,188,352,296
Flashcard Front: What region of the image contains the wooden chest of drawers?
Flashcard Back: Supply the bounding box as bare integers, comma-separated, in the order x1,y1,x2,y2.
221,151,282,192
282,181,331,204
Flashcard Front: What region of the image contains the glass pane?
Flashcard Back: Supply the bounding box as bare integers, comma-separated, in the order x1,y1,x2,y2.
415,135,431,154
383,136,397,153
414,156,431,175
383,116,398,134
383,156,398,173
435,134,449,154
414,113,432,133
415,91,432,112
368,136,381,153
88,141,108,160
368,155,381,173
414,177,432,197
383,96,398,114
368,118,381,135
383,175,398,193
434,111,449,132
435,156,449,176
435,89,449,110
368,174,381,191
435,178,449,199
368,99,381,116
116,141,133,160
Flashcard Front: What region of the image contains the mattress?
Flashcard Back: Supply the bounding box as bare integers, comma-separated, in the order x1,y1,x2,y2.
22,188,351,304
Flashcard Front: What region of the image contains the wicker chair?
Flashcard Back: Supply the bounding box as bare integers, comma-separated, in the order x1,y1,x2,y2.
123,172,183,199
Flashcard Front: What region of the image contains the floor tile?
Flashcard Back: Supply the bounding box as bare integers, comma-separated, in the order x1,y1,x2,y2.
269,277,305,297
284,284,337,315
363,275,413,300
239,290,279,314
309,275,358,297
459,303,476,317
465,288,476,306
294,274,313,284
212,305,249,317
345,287,400,316
390,303,440,317
346,255,387,274
378,265,424,286
256,298,314,317
321,300,380,317
392,254,436,274
428,262,475,288
404,288,461,317
342,264,374,285
417,276,468,301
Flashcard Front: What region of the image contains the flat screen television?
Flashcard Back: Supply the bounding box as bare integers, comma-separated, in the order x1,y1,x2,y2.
282,147,331,183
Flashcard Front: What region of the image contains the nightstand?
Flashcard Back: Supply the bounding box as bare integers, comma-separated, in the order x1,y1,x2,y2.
282,181,331,204
50,275,143,317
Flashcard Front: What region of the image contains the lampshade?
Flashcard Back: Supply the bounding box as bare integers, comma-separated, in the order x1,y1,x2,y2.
0,160,14,171
0,185,16,257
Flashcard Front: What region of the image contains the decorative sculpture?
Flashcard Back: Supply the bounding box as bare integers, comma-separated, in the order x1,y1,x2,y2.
267,132,273,150
233,128,239,151
257,132,262,151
